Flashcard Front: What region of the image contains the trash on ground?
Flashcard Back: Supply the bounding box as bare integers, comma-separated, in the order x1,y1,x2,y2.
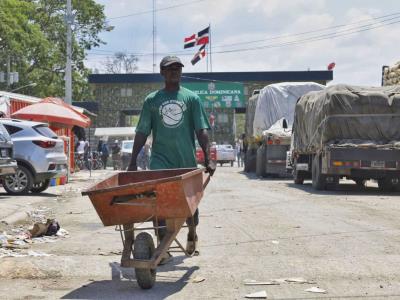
285,277,315,284
245,290,267,299
29,219,60,238
0,248,52,258
272,277,315,284
214,225,222,228
27,250,52,257
190,276,205,283
305,286,327,293
244,279,279,286
271,240,279,245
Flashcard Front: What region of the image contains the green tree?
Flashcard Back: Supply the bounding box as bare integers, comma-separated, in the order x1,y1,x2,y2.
0,0,111,101
105,52,139,74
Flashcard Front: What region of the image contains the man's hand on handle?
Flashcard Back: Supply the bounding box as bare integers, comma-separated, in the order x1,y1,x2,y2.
204,158,216,176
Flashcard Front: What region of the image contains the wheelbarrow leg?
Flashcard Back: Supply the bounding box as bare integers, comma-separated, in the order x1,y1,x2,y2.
151,218,186,266
121,223,134,267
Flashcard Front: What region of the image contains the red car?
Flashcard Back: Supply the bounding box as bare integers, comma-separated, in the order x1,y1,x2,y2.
196,143,216,164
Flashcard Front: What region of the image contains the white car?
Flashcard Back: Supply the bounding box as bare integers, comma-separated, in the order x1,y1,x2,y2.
0,119,67,194
216,144,235,167
121,140,134,170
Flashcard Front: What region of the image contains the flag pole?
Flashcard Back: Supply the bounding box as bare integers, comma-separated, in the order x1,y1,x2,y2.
209,23,212,72
206,43,209,72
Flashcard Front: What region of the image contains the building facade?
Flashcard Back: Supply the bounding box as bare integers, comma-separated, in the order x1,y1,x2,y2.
88,71,332,143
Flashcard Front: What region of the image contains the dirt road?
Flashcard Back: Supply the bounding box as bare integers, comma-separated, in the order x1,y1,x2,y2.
0,167,399,299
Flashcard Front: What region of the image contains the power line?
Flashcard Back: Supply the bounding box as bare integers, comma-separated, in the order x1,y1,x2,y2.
212,18,400,54
86,14,400,58
108,0,207,20
213,11,400,49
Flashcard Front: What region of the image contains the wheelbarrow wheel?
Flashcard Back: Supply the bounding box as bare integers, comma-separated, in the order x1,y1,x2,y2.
134,232,156,289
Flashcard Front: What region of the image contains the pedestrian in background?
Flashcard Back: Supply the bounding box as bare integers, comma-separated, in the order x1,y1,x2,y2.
235,139,243,167
100,142,109,169
111,140,121,170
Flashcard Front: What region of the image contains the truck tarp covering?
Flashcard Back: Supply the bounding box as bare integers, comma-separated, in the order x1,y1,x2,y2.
253,82,325,137
293,84,400,152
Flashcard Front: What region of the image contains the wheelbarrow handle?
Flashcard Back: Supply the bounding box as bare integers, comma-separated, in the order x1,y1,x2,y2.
203,170,211,190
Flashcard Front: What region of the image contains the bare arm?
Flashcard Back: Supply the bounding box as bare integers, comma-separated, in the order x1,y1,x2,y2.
127,132,148,171
196,129,215,176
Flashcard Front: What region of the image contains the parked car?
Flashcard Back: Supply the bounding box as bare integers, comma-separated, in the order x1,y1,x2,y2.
195,142,217,164
0,119,68,194
216,144,235,166
121,140,134,170
0,122,17,176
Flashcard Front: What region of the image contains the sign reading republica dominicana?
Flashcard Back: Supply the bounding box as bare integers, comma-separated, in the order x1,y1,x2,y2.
182,82,245,108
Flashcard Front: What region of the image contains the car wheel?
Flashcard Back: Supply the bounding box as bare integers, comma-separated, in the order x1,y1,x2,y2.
31,179,51,193
3,165,34,195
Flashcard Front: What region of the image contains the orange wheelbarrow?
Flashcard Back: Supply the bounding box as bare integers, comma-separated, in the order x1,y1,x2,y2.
82,167,210,289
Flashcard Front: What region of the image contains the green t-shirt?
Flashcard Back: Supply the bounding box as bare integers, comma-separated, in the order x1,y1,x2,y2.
136,86,210,170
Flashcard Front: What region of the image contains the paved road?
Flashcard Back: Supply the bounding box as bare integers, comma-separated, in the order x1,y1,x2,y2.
0,167,399,299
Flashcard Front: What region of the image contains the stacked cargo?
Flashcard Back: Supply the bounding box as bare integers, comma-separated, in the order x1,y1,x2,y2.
383,62,400,86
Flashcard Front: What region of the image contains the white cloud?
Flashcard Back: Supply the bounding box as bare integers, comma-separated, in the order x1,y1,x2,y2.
86,0,400,86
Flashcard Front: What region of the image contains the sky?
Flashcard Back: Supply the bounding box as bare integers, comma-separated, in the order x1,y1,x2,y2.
85,0,400,86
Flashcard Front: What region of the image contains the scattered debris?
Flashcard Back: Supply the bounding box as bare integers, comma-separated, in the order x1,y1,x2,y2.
285,277,315,284
0,248,51,258
27,250,52,257
272,277,315,284
305,287,327,293
244,279,279,286
29,219,60,238
191,276,205,283
245,290,267,299
214,225,222,228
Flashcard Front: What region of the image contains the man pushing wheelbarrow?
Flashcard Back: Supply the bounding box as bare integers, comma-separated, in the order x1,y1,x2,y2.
83,55,215,289
128,55,214,259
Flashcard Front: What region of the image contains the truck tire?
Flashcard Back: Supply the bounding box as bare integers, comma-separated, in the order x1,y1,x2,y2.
134,232,156,289
312,155,326,190
378,178,399,192
325,176,339,190
293,168,304,185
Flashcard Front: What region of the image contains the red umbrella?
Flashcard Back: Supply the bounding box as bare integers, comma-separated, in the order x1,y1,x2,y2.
11,97,91,128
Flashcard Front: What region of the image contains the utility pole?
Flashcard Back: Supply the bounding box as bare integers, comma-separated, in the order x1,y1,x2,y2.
152,0,157,73
6,55,10,89
65,0,73,104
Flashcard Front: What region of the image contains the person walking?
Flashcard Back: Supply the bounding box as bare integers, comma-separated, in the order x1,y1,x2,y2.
235,139,243,167
128,55,215,260
111,140,121,170
100,142,109,169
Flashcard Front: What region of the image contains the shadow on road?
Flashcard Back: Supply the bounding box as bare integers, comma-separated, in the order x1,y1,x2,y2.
286,182,400,196
238,171,292,181
61,256,199,300
0,192,58,198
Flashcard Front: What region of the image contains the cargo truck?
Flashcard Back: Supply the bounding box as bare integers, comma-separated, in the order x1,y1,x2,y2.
252,82,324,177
290,84,400,191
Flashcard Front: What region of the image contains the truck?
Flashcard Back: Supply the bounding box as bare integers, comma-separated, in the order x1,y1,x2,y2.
290,84,400,191
252,82,324,177
216,144,235,166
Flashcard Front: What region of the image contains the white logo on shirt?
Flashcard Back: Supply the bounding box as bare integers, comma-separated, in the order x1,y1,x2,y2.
159,100,187,128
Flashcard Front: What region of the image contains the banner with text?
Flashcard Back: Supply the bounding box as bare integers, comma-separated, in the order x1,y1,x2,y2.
182,82,245,108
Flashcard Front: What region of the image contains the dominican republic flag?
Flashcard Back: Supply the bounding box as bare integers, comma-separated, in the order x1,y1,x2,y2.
191,44,206,65
184,26,210,49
